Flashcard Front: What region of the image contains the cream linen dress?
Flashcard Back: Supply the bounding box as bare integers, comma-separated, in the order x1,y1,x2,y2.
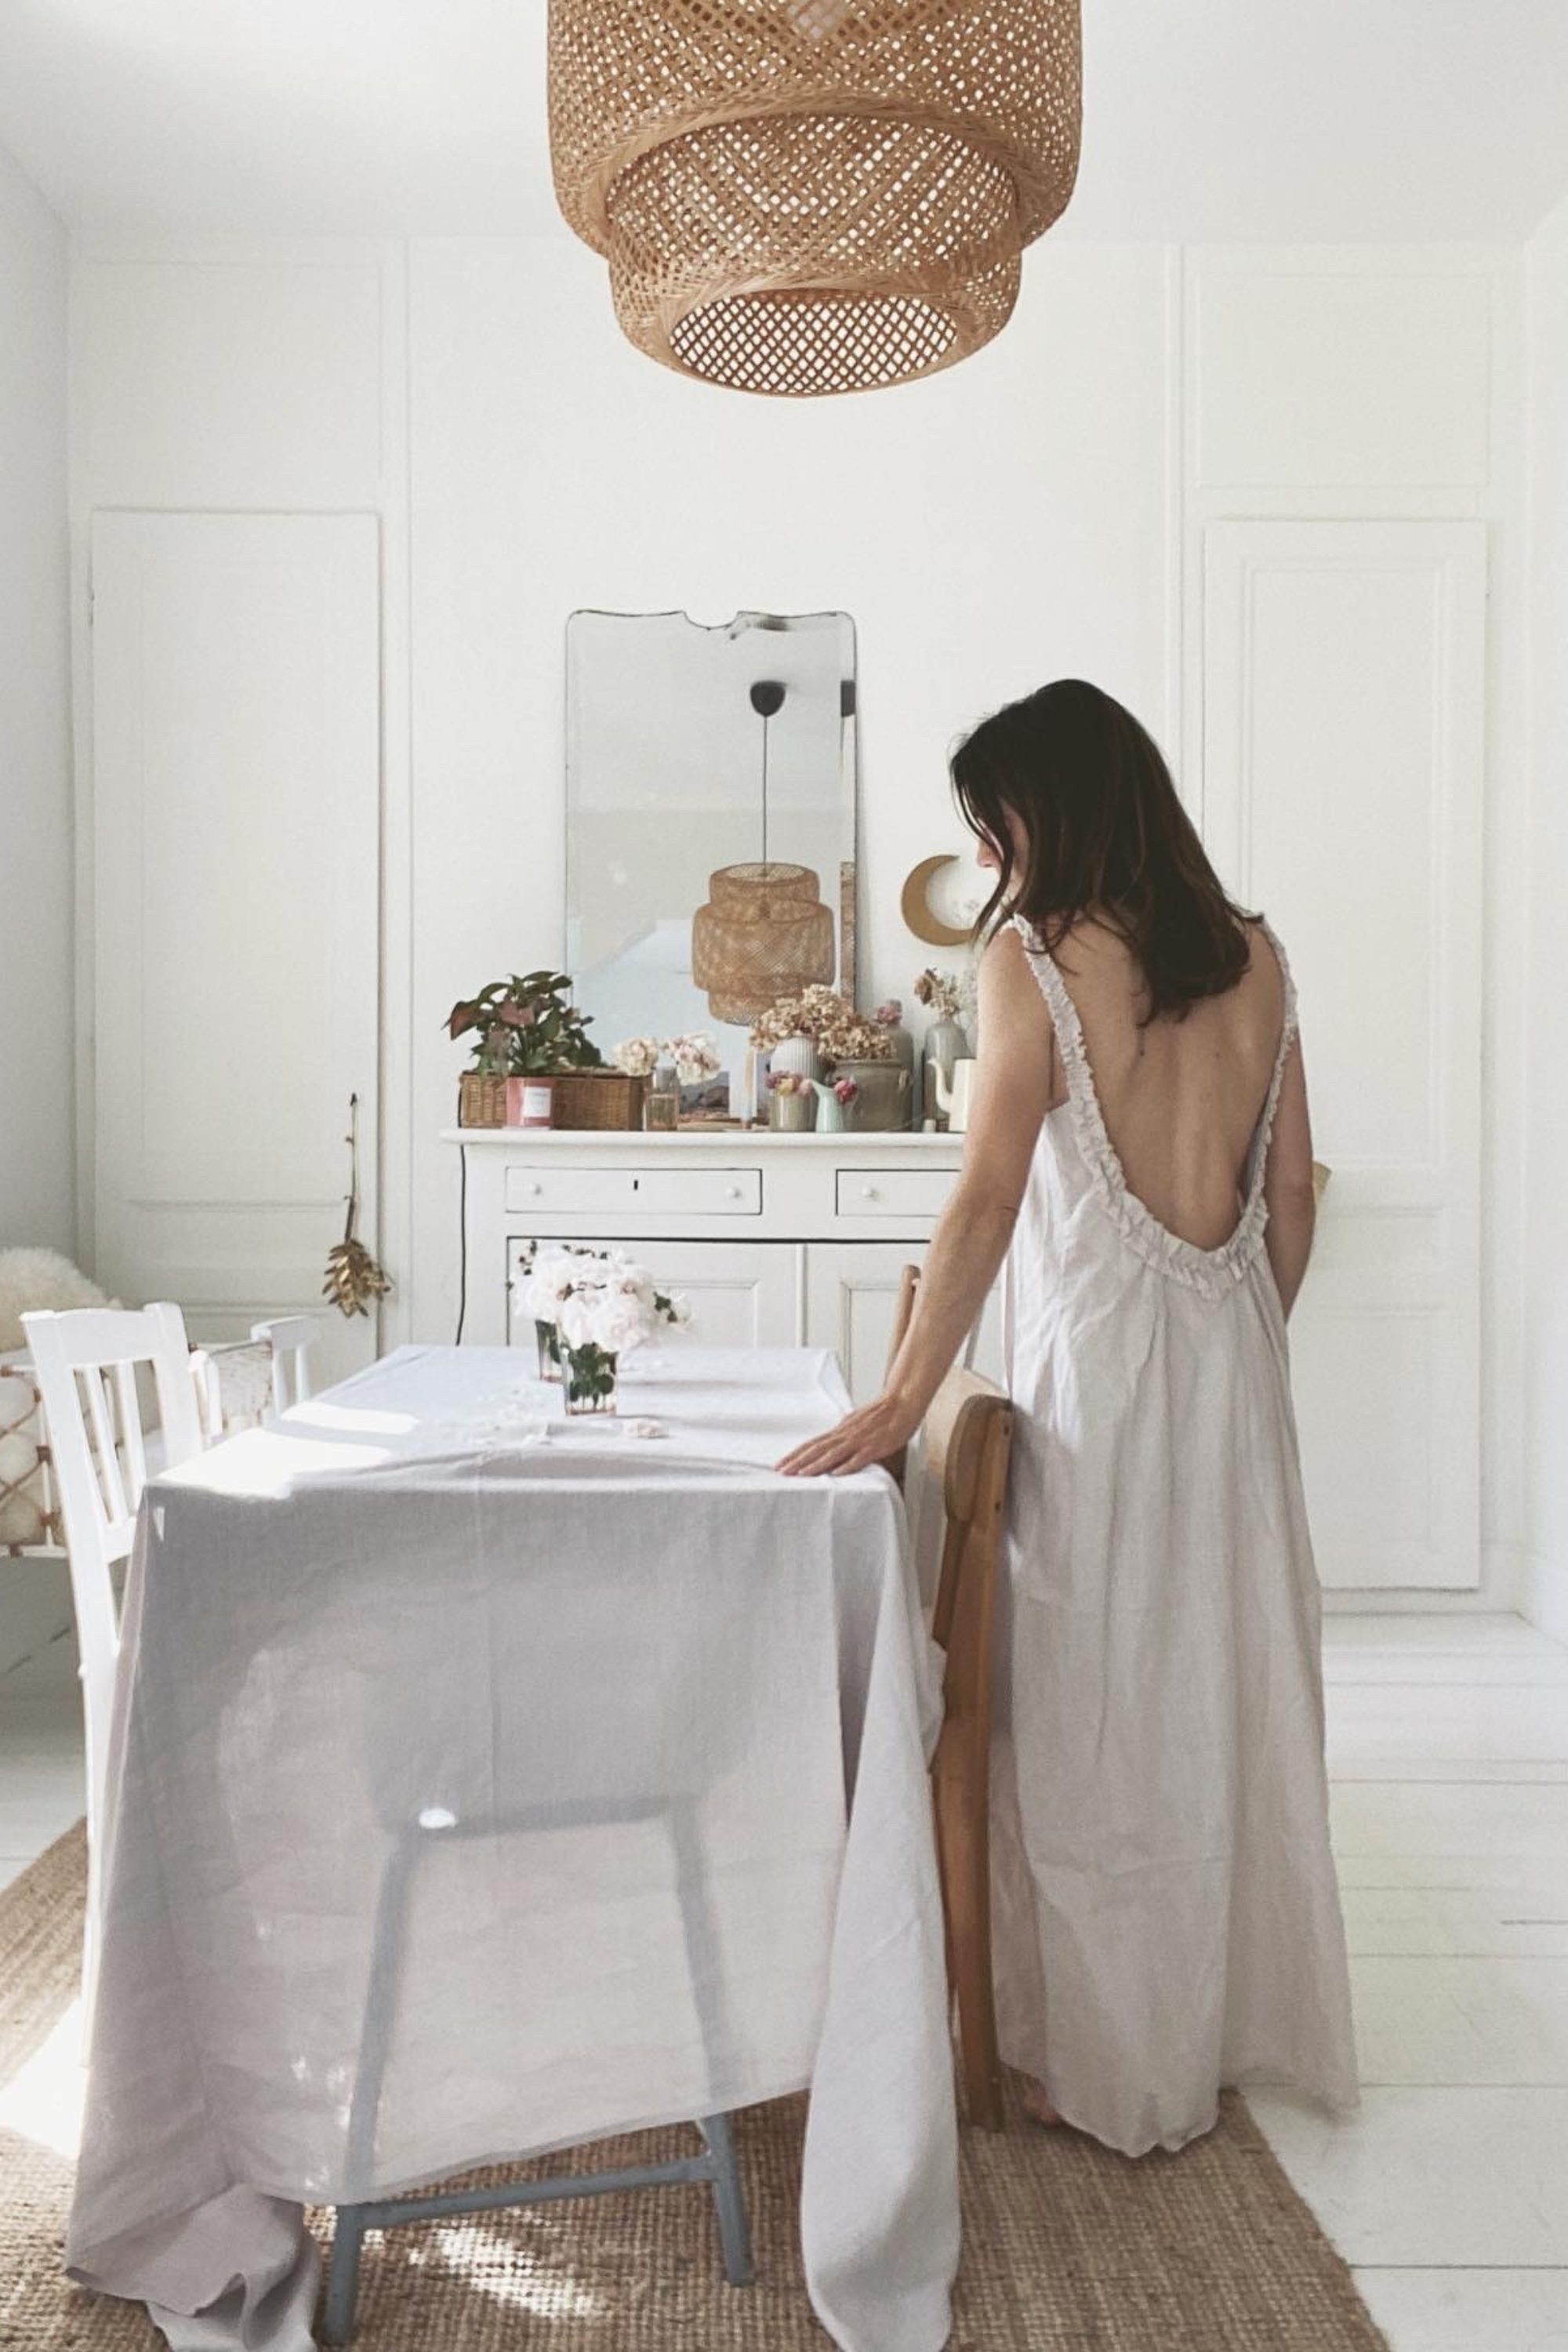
989,915,1359,2156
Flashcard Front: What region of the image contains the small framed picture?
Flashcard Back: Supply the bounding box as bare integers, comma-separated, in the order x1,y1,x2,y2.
679,1072,732,1122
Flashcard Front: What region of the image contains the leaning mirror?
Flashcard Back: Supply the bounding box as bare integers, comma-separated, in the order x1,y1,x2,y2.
565,610,858,1095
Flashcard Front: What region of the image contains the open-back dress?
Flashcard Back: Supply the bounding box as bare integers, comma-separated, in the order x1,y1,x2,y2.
989,915,1359,2156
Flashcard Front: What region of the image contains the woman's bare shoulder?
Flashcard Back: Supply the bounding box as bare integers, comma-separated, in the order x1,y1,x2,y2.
978,921,1050,1025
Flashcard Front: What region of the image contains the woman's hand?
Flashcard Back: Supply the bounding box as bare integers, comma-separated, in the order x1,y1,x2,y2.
775,1388,924,1478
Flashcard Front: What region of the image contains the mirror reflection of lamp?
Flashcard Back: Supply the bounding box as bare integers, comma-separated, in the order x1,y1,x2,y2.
691,677,836,1024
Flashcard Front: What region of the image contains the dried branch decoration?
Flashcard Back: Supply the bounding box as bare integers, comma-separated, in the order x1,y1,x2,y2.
323,1094,392,1319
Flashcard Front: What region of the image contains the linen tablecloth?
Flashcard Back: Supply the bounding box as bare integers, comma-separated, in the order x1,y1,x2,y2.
66,1345,959,2351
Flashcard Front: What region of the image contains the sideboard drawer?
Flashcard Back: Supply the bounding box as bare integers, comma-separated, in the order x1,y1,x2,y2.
504,1165,762,1218
834,1167,957,1220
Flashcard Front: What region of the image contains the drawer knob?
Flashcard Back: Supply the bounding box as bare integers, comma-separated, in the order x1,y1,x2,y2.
726,1184,742,1200
527,1181,543,1197
862,1184,880,1201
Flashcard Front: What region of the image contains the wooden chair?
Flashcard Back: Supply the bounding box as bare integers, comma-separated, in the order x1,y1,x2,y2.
884,1265,1011,2129
21,1301,205,2005
250,1314,320,1419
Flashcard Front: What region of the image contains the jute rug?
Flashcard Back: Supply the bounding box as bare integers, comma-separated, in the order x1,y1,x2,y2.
0,1824,1388,2350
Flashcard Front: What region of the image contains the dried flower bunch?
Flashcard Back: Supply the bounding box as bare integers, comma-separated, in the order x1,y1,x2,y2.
446,973,603,1076
750,985,895,1063
765,1069,808,1097
913,967,973,1023
612,1032,722,1083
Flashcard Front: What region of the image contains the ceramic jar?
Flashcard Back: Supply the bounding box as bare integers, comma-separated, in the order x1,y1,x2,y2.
833,1058,913,1133
873,1001,916,1127
768,1087,816,1133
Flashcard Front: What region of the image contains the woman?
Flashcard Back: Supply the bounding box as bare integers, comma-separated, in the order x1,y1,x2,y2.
779,678,1357,2156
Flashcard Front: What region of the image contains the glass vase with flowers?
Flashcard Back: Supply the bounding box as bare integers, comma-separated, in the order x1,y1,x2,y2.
553,1254,691,1414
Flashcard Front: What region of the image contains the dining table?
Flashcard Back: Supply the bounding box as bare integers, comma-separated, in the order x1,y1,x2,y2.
64,1342,960,2352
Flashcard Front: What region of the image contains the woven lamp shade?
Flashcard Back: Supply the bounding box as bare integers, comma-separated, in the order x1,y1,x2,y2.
548,0,1082,397
691,862,837,1024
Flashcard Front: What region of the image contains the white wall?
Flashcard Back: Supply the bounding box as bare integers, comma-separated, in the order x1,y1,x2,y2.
0,143,71,1253
1521,194,1568,1640
66,232,1528,1604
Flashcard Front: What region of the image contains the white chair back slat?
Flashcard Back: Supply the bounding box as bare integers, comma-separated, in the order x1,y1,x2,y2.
112,1361,148,1510
190,1348,224,1447
20,1300,207,2014
82,1367,129,1535
251,1316,319,1422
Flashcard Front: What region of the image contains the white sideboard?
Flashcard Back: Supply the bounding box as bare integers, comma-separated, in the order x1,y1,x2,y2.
441,1127,1003,1403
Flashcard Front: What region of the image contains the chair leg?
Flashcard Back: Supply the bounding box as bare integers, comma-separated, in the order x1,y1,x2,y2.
321,2207,366,2346
933,1762,1004,2130
699,2114,754,2286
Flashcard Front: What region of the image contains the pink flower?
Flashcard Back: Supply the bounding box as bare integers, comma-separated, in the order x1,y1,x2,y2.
834,1076,859,1105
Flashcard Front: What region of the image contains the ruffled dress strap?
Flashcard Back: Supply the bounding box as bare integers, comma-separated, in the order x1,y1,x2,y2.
1242,918,1299,1197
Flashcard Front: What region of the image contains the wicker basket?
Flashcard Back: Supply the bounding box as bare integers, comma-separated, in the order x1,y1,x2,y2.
552,1071,648,1131
458,1073,508,1129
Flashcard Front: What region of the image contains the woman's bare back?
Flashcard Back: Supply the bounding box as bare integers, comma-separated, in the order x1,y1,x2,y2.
1046,917,1286,1253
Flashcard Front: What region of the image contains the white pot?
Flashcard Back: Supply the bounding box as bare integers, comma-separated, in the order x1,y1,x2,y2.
768,1035,822,1086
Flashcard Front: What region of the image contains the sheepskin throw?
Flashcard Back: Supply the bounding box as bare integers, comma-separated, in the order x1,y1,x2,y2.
0,1247,116,1550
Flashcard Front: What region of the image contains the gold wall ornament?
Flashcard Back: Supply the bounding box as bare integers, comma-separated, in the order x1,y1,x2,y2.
323,1094,392,1319
901,855,976,948
547,0,1083,398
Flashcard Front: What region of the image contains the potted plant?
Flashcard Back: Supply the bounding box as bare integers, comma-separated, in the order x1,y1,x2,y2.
751,985,895,1097
446,971,603,1128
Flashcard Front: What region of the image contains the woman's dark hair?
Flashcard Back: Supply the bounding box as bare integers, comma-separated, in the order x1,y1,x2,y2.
951,678,1254,1024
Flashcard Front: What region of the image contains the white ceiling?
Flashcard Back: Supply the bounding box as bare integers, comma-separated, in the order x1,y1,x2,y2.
0,0,1565,245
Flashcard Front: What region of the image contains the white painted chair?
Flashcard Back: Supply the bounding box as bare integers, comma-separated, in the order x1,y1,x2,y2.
20,1301,205,2009
250,1315,319,1421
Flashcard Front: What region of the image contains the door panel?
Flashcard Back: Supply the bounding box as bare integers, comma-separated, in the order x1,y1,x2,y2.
90,512,381,1385
1203,520,1485,1588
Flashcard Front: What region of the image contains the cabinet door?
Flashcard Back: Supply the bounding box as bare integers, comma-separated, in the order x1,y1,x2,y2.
507,1240,800,1352
804,1243,1004,1404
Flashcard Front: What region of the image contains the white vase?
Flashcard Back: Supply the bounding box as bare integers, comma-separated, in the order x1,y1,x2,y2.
769,1035,822,1087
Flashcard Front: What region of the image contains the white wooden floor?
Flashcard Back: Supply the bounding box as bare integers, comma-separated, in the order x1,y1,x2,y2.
3,1610,1567,2351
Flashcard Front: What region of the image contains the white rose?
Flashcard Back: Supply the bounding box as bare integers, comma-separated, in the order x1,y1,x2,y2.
556,1287,603,1352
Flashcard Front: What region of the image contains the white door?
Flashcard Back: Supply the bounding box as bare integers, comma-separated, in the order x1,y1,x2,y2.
1203,520,1486,1589
507,1239,801,1352
805,1243,1005,1404
90,513,381,1386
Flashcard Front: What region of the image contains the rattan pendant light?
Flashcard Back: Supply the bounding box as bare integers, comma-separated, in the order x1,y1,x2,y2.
691,681,837,1022
547,0,1083,397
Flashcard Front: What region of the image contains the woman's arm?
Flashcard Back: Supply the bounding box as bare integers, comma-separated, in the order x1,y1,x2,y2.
1263,1034,1316,1319
776,927,1056,1475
